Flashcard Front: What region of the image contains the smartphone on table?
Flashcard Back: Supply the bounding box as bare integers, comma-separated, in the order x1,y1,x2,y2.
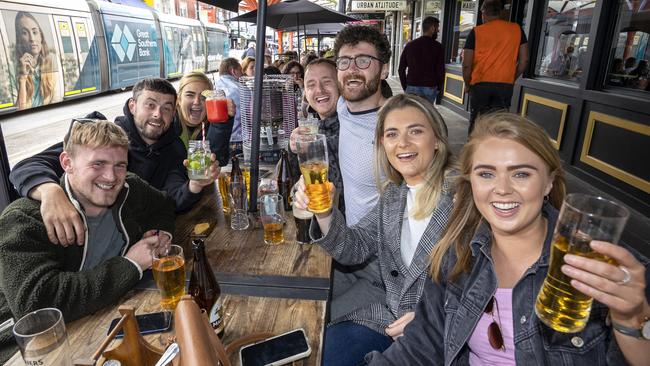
107,311,172,338
240,328,311,366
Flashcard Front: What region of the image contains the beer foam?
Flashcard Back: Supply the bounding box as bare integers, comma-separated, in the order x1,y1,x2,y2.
293,208,314,220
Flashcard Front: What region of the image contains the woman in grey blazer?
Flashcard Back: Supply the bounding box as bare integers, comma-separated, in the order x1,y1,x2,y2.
294,94,456,366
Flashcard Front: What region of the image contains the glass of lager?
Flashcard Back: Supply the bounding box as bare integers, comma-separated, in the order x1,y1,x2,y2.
260,194,285,245
293,202,313,244
153,245,186,310
535,193,629,333
13,308,72,366
295,134,331,213
217,171,231,214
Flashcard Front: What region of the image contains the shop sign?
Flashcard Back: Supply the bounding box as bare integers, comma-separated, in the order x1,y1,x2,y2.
350,0,408,12
461,1,477,11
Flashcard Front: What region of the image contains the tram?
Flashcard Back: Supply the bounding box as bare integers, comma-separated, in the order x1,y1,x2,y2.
0,0,229,114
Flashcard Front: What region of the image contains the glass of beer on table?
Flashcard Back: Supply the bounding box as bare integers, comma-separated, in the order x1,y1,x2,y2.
260,194,285,245
217,171,231,214
13,308,72,366
153,245,186,310
535,193,629,333
293,202,313,245
295,133,331,213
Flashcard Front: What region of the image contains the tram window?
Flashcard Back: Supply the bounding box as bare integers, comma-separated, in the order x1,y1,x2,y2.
534,1,595,83
79,35,89,53
605,1,649,92
61,35,74,54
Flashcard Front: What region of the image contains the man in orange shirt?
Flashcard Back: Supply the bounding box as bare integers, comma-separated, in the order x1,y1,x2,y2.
462,0,528,133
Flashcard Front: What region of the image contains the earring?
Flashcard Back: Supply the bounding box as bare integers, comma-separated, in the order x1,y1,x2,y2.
543,195,549,203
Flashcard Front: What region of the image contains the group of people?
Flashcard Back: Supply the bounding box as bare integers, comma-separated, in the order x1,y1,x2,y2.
0,3,649,365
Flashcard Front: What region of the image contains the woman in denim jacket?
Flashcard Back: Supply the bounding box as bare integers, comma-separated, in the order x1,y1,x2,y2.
367,113,649,365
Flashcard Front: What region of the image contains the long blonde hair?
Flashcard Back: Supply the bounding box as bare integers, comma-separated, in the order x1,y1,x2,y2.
374,94,453,220
176,71,213,134
429,112,566,282
15,11,55,107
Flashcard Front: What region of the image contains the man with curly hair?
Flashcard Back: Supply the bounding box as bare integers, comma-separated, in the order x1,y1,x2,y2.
323,24,395,365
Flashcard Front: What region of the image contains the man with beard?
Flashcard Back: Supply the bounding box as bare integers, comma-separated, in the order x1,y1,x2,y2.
10,78,219,246
321,25,394,365
0,121,175,363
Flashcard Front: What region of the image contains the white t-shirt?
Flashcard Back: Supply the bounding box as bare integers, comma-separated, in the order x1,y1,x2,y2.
400,184,433,268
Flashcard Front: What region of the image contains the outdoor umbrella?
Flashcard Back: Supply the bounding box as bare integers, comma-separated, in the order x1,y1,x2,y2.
228,0,356,29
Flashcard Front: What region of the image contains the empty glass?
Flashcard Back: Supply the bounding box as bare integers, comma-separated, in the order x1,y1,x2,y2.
13,308,72,366
229,181,249,230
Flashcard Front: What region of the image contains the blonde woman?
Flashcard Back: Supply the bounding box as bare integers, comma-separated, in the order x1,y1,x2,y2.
176,71,234,166
294,94,455,366
15,11,59,110
241,57,255,77
368,113,650,366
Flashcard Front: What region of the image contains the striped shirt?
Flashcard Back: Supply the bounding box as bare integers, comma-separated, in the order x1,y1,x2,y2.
337,96,380,225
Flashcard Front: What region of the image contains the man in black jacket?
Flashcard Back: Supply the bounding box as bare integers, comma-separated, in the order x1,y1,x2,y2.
0,120,176,363
9,78,219,246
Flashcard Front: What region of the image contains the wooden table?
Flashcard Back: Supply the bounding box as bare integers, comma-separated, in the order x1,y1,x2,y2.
6,290,326,365
175,184,332,301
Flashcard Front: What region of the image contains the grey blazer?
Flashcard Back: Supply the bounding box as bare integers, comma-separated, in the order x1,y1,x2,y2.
313,176,454,334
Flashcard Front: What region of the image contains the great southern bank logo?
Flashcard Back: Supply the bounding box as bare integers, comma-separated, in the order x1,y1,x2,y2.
111,24,136,62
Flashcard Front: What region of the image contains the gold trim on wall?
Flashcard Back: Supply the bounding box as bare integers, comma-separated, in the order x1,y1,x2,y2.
443,73,465,104
580,111,650,194
520,94,568,150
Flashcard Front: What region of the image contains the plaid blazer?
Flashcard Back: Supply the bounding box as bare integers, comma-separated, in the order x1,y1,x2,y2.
314,175,455,334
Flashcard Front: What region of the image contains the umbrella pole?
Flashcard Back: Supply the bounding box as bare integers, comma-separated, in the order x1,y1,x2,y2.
249,0,268,214
296,13,300,59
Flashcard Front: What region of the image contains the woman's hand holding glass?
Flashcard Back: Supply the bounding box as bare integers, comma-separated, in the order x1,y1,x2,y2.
293,176,335,236
561,240,649,326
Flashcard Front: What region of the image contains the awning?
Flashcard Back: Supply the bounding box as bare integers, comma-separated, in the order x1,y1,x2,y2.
199,0,241,12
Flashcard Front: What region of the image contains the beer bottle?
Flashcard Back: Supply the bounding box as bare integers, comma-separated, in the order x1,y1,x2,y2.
276,149,293,211
230,155,244,184
188,238,224,335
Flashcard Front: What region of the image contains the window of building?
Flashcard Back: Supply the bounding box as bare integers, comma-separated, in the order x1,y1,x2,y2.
535,1,596,83
605,1,649,92
450,0,478,64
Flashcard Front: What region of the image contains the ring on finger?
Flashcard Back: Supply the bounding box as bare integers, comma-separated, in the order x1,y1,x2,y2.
616,265,632,285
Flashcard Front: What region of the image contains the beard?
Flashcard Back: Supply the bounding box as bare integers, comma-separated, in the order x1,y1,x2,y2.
137,117,167,142
338,72,382,102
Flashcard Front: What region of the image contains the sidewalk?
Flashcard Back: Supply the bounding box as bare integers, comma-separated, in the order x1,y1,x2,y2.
386,76,650,256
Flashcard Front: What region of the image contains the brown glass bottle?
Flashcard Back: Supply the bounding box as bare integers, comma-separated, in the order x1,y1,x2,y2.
230,155,244,184
276,149,293,211
188,238,224,335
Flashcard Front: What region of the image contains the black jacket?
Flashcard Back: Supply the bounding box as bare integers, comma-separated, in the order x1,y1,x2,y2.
9,102,202,212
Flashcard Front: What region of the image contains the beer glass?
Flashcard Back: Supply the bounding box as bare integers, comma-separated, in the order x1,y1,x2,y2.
153,245,186,310
187,140,211,180
13,308,72,366
293,203,313,245
535,193,629,333
260,194,285,245
295,134,331,213
298,115,319,134
217,171,231,214
229,181,249,230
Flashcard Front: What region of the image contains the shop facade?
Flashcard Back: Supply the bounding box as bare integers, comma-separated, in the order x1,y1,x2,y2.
367,0,649,217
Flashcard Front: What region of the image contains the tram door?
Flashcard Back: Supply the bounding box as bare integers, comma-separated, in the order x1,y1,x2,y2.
52,15,99,98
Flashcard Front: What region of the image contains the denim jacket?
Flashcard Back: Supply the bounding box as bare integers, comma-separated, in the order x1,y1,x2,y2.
367,203,644,366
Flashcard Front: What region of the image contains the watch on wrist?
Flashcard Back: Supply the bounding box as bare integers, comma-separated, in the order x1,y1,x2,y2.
611,317,650,340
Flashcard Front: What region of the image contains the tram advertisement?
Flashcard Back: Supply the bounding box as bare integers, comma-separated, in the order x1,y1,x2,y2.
103,16,160,88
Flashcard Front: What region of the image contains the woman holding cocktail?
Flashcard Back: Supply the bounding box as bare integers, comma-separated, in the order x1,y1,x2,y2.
176,71,234,166
294,94,455,366
367,113,650,365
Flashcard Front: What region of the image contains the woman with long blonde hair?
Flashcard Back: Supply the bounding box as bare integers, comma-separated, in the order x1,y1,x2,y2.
294,94,455,366
367,113,650,366
15,11,58,110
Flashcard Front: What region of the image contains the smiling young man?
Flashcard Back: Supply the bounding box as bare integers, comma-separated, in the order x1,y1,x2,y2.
10,78,219,246
326,24,392,338
0,121,175,363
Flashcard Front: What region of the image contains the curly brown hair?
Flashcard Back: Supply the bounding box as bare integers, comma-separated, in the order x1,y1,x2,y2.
333,25,391,64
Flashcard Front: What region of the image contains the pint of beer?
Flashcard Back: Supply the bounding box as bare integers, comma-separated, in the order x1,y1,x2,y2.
295,134,331,214
217,172,231,214
535,194,629,333
260,194,285,245
153,245,186,310
293,203,313,244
